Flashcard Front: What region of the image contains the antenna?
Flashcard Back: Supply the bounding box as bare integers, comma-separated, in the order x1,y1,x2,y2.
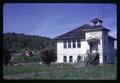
102,6,104,20
96,5,101,19
96,7,98,19
96,5,106,20
102,5,106,21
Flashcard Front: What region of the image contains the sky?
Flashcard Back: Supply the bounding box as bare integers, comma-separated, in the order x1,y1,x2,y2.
3,3,117,48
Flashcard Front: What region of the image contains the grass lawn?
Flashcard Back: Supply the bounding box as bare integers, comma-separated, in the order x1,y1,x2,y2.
3,64,116,80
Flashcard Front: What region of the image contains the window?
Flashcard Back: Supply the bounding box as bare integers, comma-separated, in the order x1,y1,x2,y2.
73,39,76,48
77,39,81,48
69,56,73,62
68,40,71,48
77,55,81,62
104,55,107,63
63,56,67,62
64,40,67,48
112,41,114,47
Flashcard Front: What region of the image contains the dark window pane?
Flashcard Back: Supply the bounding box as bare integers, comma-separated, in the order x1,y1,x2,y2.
63,56,67,62
73,44,76,48
68,40,71,48
69,56,73,62
77,39,81,48
77,56,81,62
64,40,67,48
73,39,76,48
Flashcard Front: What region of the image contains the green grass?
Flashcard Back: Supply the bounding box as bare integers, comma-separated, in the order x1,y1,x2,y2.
3,64,116,80
3,64,72,75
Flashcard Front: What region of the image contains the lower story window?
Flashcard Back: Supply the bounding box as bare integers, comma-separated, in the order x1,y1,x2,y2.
69,56,73,62
77,55,81,62
63,56,67,62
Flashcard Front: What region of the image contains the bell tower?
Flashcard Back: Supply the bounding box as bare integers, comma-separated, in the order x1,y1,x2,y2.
90,18,103,27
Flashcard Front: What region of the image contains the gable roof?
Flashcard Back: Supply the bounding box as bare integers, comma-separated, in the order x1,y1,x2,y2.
55,24,91,39
55,24,111,40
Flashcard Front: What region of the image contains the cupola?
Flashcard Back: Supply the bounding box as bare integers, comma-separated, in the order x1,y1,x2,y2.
90,18,103,27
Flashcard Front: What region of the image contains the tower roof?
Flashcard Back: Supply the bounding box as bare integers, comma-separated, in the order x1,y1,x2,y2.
91,18,103,23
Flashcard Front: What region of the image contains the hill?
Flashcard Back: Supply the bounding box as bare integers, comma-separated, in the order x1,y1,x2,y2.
3,32,56,52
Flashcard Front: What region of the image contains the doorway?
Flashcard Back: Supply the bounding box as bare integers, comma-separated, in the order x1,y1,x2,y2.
90,42,98,53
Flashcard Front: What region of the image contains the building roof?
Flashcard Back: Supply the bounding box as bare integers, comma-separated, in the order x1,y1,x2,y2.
108,36,116,40
55,24,111,40
83,26,110,32
55,24,91,39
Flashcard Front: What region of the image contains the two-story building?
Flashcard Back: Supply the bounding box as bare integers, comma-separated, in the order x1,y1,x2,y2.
55,18,116,64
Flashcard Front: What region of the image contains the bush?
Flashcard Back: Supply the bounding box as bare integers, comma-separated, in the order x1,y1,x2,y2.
41,48,57,65
85,53,99,66
3,48,11,66
10,54,41,64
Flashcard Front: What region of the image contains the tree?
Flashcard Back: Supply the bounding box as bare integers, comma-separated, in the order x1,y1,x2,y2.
3,48,11,66
4,32,56,51
41,48,57,65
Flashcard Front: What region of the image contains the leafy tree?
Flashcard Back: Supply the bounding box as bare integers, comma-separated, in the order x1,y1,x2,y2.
3,48,11,66
3,32,56,51
41,48,57,65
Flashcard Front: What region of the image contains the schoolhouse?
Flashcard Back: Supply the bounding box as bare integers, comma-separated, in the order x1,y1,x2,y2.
55,18,116,64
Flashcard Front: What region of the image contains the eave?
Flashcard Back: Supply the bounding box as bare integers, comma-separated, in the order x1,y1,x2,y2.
55,36,85,40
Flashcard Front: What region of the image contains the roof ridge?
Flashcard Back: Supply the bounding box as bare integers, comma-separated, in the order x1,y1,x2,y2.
55,24,91,39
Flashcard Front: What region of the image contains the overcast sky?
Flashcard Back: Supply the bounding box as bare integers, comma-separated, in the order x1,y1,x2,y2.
3,3,116,39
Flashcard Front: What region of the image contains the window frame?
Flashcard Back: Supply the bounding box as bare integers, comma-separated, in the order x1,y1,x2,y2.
68,39,71,48
73,39,76,48
77,55,81,62
77,39,81,48
63,56,67,62
63,40,67,48
69,56,73,62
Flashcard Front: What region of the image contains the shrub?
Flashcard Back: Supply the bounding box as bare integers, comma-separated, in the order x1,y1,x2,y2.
10,54,41,64
41,48,57,65
3,48,11,66
85,53,99,66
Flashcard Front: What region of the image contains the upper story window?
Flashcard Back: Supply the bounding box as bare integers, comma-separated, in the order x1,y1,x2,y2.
77,39,81,48
68,39,71,48
64,40,67,48
73,39,76,48
63,39,81,49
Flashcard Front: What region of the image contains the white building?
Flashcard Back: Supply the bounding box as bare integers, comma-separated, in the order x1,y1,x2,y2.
55,18,116,64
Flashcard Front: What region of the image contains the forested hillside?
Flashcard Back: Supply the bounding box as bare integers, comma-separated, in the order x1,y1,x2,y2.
3,32,56,52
